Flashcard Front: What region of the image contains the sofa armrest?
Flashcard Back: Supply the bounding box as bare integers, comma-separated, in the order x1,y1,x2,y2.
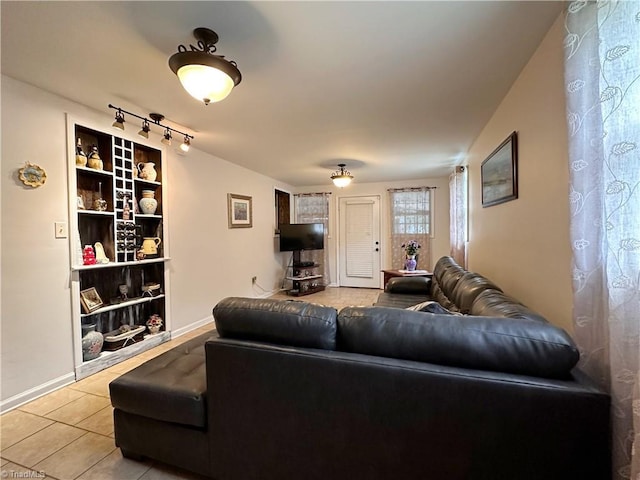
384,276,431,293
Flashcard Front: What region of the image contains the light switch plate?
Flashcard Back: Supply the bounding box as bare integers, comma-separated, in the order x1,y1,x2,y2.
55,221,68,238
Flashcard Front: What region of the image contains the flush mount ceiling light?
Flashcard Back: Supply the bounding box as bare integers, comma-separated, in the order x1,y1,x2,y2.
169,27,242,105
108,104,193,152
331,164,354,188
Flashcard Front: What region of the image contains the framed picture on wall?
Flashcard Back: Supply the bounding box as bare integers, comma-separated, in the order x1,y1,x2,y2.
481,131,518,207
227,193,253,228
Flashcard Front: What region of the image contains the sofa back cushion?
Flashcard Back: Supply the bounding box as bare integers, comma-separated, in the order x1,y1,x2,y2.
470,289,549,323
213,297,338,350
431,258,466,311
451,272,502,314
337,306,579,378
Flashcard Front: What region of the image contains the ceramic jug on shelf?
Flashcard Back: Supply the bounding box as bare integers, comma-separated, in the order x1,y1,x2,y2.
137,162,157,182
87,146,103,170
75,138,87,167
140,237,161,255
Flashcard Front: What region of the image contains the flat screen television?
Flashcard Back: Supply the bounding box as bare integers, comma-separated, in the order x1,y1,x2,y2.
279,223,324,251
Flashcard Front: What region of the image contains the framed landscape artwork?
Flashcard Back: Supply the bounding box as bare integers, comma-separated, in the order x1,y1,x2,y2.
481,131,518,207
227,193,253,228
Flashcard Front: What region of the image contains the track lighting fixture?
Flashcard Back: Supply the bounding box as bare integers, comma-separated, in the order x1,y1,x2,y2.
331,164,354,187
168,27,242,105
112,109,125,130
108,104,193,150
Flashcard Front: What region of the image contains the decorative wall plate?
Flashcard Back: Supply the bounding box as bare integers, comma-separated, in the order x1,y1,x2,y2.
18,162,47,188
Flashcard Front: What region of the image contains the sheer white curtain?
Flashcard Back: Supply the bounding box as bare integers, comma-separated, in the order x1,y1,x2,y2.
388,187,433,270
294,193,331,285
565,2,640,478
449,166,468,268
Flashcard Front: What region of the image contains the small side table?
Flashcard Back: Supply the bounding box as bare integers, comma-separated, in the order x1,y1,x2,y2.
381,269,433,288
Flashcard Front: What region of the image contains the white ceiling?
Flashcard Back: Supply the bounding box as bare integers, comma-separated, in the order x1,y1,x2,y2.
1,1,563,186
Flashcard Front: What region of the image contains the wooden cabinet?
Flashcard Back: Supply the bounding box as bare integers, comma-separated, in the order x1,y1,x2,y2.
68,118,171,379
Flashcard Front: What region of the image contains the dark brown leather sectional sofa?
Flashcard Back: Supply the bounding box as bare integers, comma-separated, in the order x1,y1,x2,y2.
110,262,611,479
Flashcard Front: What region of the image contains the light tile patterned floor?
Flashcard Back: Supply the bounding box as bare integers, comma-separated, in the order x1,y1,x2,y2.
0,287,380,479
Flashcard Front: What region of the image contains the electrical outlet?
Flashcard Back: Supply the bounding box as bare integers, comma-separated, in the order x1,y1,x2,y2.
252,276,257,284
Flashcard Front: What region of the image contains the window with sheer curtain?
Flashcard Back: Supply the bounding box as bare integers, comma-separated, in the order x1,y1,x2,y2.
388,187,433,270
565,2,640,478
294,193,331,285
449,166,468,268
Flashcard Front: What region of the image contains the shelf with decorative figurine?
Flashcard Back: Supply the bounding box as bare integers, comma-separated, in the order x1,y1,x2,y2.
67,116,170,379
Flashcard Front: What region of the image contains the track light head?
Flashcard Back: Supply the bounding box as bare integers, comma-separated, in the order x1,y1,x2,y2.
180,136,191,152
161,129,172,146
112,110,125,130
138,120,151,139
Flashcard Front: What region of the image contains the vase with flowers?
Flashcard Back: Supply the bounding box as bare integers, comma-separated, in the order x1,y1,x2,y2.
146,314,163,334
401,240,421,271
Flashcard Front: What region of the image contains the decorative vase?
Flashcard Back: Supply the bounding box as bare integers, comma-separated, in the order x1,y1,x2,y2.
75,138,87,167
405,255,417,271
82,245,97,265
137,162,157,182
139,190,158,214
148,325,161,334
87,146,103,170
81,323,104,361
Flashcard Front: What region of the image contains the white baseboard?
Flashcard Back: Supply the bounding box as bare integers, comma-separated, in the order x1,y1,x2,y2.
1,318,216,414
171,316,215,338
0,372,76,414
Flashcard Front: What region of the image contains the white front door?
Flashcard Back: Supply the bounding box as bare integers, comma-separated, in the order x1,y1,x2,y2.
338,196,381,288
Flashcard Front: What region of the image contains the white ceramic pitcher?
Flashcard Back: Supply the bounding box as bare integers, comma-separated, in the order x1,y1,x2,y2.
137,162,157,182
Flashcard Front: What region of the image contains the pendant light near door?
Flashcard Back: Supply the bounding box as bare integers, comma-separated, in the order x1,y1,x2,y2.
331,164,354,187
168,28,242,105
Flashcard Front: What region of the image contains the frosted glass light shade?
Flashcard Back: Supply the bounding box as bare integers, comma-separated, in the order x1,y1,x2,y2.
330,164,354,187
332,176,353,188
177,64,235,104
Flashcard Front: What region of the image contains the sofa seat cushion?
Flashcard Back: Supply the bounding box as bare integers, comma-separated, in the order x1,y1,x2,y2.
405,300,459,315
109,331,213,428
213,297,338,350
337,306,580,378
374,292,432,309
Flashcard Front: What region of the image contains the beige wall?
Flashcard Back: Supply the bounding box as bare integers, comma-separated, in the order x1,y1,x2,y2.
295,177,450,287
466,15,572,332
1,76,292,408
